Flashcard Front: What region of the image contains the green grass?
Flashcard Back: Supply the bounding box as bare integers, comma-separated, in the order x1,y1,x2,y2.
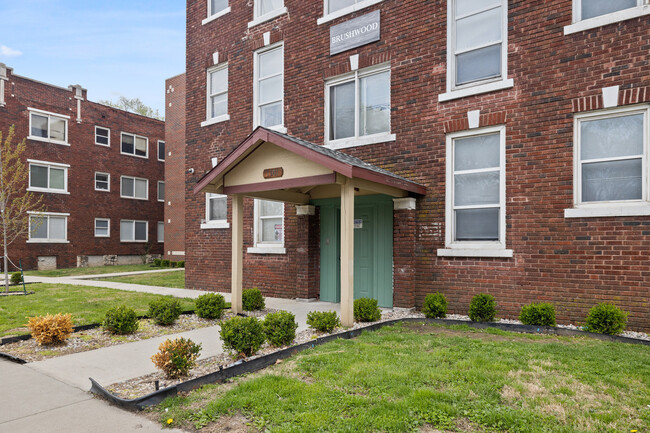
97,270,185,288
156,323,650,433
25,264,159,277
0,283,195,336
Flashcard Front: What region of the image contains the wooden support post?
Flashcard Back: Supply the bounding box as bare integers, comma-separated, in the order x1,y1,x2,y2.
231,194,243,314
340,178,355,327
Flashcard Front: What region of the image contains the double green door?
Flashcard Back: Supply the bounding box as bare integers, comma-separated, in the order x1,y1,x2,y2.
315,195,393,308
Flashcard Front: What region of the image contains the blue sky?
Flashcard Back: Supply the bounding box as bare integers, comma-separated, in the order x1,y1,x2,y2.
0,0,185,115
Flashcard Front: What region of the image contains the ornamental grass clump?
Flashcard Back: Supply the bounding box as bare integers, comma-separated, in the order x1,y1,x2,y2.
263,311,298,347
103,305,139,334
353,298,382,322
422,292,448,319
306,311,341,333
151,337,202,378
219,316,265,357
148,298,182,326
585,302,628,335
468,293,497,322
27,313,74,345
519,302,556,327
195,293,226,319
242,288,265,311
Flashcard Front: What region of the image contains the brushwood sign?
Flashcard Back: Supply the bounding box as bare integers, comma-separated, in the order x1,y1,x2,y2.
330,10,380,56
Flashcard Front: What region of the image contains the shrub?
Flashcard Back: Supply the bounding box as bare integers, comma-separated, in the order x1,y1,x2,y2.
177,260,185,268
519,302,556,327
152,258,162,267
151,337,202,378
468,293,497,322
195,293,226,319
10,271,22,285
148,298,182,326
171,261,178,268
353,298,382,322
27,313,74,345
103,305,139,334
422,292,448,319
219,316,265,357
242,288,265,311
585,302,628,335
306,311,341,333
263,311,298,347
161,259,171,267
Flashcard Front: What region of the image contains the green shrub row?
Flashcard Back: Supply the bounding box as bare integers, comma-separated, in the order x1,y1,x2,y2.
220,311,298,356
151,259,185,268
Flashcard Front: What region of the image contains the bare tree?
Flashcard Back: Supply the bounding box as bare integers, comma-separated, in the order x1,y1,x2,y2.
0,126,44,292
98,96,164,120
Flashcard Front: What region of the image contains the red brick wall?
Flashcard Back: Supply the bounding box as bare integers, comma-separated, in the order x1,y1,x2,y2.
0,67,165,270
184,1,650,330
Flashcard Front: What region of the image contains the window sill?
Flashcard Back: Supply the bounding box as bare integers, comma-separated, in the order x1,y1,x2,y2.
201,221,230,229
27,240,69,244
565,204,650,218
202,6,231,25
120,152,149,160
564,5,650,35
120,196,149,201
257,124,287,134
158,158,165,163
247,246,286,254
27,188,69,195
201,114,230,127
94,188,110,193
325,133,396,150
317,0,385,24
248,7,288,28
28,136,70,146
120,240,148,243
438,78,514,102
95,143,110,147
437,248,513,258
94,235,110,238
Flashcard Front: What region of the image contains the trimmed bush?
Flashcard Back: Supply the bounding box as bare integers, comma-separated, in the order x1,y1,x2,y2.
177,260,185,268
468,293,497,322
152,258,162,267
148,298,182,326
306,311,341,333
10,271,22,285
422,292,448,319
161,259,171,267
242,288,265,311
219,316,265,357
171,261,178,268
585,302,628,335
27,313,74,345
519,302,556,327
103,305,139,334
151,337,202,378
195,293,226,319
263,311,298,347
353,298,382,322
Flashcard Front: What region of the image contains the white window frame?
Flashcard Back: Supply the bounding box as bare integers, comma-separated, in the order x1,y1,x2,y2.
157,181,165,202
439,0,513,102
438,125,512,258
95,171,110,192
566,105,650,218
157,140,165,162
27,211,69,244
318,0,385,25
201,63,230,127
324,63,396,150
248,0,287,28
94,218,110,238
202,0,231,25
120,132,149,159
95,126,110,147
253,42,286,133
247,199,286,254
120,219,148,243
120,175,149,200
27,160,69,194
201,193,230,229
27,108,70,146
157,221,164,243
565,1,650,35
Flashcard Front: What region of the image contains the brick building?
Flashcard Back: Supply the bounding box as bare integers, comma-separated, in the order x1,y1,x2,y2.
0,64,165,270
183,1,650,329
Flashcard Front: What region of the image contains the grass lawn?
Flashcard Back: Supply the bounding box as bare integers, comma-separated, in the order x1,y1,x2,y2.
97,270,185,288
155,323,650,433
25,264,159,277
0,283,195,337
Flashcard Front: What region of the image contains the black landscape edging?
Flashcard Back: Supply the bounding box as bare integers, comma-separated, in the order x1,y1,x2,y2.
87,317,650,411
0,351,27,364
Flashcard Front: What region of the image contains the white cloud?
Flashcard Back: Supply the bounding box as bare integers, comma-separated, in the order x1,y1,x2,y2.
0,45,22,57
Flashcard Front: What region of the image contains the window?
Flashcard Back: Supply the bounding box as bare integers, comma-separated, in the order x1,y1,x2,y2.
120,132,148,158
325,65,394,149
256,199,283,243
203,64,229,126
158,141,165,161
209,0,228,16
120,220,148,242
95,127,110,146
158,181,165,202
95,218,110,237
249,0,286,27
439,126,510,258
28,109,69,145
28,212,68,243
121,175,148,200
95,172,110,192
325,0,380,14
565,0,650,35
157,221,164,243
201,193,228,229
254,44,284,131
28,160,68,194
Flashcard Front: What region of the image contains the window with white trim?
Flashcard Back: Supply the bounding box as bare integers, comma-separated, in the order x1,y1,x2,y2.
121,132,148,158
255,0,284,19
121,175,148,200
158,141,165,161
95,126,110,146
95,218,110,237
120,220,148,242
255,199,284,246
201,193,229,229
28,213,68,243
325,65,392,148
318,0,385,24
157,221,164,243
209,0,228,17
574,0,642,21
29,109,68,145
28,161,68,193
158,181,165,202
254,43,284,130
95,172,110,191
207,64,228,122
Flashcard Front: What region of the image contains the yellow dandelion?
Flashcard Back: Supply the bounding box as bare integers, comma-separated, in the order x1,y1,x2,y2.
167,418,174,424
